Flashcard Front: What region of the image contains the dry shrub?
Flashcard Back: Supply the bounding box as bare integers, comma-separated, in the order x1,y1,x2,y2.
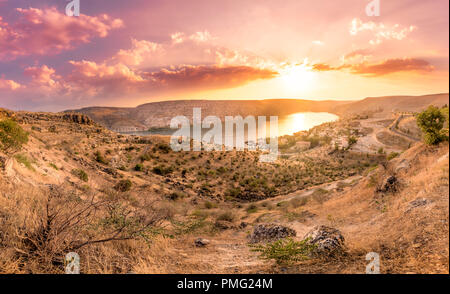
0,184,165,273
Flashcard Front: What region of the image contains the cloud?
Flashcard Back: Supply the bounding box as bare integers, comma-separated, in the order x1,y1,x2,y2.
112,39,162,66
67,60,277,96
170,31,215,44
0,32,279,108
312,58,434,76
148,65,277,90
344,49,373,60
351,58,434,76
350,18,416,45
0,78,21,90
24,65,61,87
0,7,123,60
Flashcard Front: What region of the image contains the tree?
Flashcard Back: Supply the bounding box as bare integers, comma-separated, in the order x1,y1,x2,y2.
416,106,448,145
0,119,29,153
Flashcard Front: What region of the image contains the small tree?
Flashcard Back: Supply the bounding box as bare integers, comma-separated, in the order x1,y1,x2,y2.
416,106,448,145
0,119,29,153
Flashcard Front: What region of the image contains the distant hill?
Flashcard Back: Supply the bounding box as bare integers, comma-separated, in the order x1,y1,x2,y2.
334,93,449,116
67,99,350,131
67,94,449,131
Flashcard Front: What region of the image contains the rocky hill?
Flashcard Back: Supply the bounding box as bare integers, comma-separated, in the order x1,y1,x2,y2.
67,94,448,132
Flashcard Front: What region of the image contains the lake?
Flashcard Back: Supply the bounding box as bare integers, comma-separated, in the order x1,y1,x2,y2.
125,112,339,140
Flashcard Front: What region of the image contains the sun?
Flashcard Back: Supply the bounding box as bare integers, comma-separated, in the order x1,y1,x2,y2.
279,64,316,93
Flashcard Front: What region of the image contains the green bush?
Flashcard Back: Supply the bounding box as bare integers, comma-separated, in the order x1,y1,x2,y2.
417,105,448,145
348,136,358,146
14,154,34,171
246,204,258,213
216,211,234,222
167,191,186,201
114,179,132,192
134,163,144,171
71,169,88,182
152,165,173,175
387,152,400,161
250,238,316,265
94,151,108,165
0,119,28,152
204,201,218,209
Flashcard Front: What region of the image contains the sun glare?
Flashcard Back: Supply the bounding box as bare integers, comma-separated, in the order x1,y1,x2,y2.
279,64,316,93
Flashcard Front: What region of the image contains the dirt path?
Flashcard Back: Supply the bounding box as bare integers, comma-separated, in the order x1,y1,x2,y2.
353,116,416,153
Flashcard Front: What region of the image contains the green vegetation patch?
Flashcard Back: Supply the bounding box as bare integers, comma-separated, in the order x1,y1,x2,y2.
0,119,29,152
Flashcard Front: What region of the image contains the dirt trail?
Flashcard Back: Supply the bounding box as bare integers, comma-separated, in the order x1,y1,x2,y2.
353,115,417,153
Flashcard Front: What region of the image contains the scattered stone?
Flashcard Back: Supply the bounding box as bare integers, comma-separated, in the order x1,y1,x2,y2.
406,198,431,213
248,223,296,243
377,175,398,193
303,225,345,255
194,238,210,247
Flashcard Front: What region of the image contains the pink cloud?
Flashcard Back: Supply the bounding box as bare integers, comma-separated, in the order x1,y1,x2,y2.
148,64,277,90
0,7,123,60
0,78,21,90
313,58,434,76
24,65,61,87
112,39,162,66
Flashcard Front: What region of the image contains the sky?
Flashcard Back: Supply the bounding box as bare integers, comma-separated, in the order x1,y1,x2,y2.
0,0,448,111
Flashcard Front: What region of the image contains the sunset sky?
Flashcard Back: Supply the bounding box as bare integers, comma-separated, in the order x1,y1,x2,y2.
0,0,448,111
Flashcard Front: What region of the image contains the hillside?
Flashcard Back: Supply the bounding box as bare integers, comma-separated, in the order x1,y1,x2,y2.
334,93,449,116
67,94,448,132
0,106,448,273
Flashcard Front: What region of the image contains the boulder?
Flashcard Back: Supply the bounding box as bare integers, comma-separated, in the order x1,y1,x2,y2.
303,225,345,255
406,198,431,213
194,238,210,247
248,223,296,243
377,175,398,193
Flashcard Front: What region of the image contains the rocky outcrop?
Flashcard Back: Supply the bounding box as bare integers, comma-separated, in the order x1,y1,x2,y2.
62,113,94,125
303,225,345,255
248,223,296,243
406,198,431,213
377,175,398,193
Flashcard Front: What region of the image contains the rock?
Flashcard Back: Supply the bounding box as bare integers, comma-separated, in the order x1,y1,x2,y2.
0,156,6,171
194,238,210,247
395,159,410,173
215,220,234,230
438,152,449,163
303,225,345,255
62,113,94,125
248,223,296,243
377,175,398,193
406,198,431,213
239,222,249,229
